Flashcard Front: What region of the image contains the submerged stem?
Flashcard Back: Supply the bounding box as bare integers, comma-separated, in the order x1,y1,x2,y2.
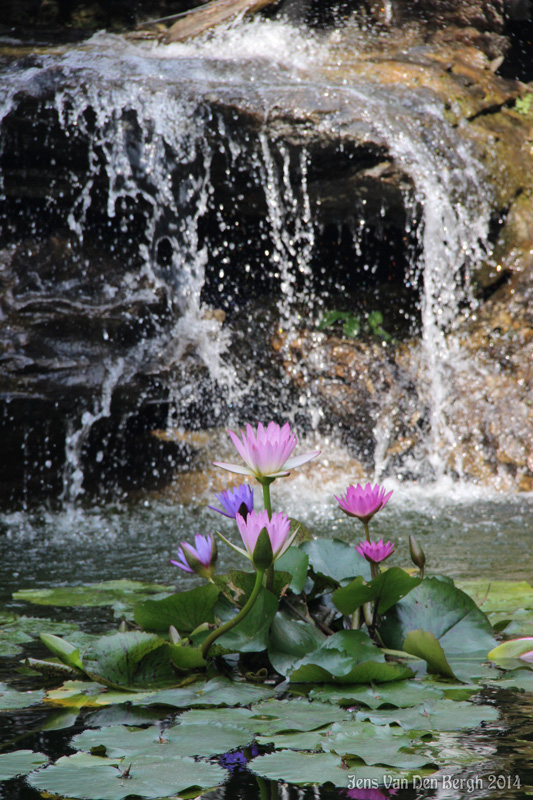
201,568,265,659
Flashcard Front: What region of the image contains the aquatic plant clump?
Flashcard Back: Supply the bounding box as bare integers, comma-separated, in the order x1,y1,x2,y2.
8,420,532,798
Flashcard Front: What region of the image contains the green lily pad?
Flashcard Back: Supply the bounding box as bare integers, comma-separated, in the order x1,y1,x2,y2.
45,680,155,708
403,630,458,680
356,698,499,731
0,613,80,658
82,632,178,691
275,547,310,594
27,753,226,799
134,583,220,635
322,721,436,768
248,698,349,734
301,539,371,585
40,633,84,671
487,669,533,692
249,749,349,786
488,638,533,663
333,568,420,616
207,587,278,653
13,580,173,608
0,750,48,780
268,611,325,677
255,729,326,750
72,722,253,758
456,580,533,614
286,630,414,684
380,578,496,657
0,683,45,710
309,680,445,709
131,676,276,708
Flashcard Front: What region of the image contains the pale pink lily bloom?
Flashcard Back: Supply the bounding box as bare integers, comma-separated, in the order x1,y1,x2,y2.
217,509,296,564
356,539,395,565
335,482,393,524
213,421,320,480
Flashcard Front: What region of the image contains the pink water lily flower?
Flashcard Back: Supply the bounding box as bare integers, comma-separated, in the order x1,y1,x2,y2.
170,533,217,579
335,483,393,524
213,421,320,481
356,539,395,565
217,509,296,566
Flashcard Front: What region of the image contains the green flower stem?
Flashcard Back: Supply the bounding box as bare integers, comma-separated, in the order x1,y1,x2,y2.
261,480,274,592
363,521,371,543
262,481,273,519
201,568,265,659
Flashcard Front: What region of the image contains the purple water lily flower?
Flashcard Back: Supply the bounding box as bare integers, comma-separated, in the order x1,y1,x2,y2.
217,509,296,567
356,538,395,565
213,421,320,481
208,483,254,519
219,745,259,771
335,483,393,524
170,533,217,579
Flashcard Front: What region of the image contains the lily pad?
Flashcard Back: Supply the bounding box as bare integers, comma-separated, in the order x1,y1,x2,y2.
249,749,349,786
27,753,226,799
131,676,276,708
333,568,420,616
380,578,497,656
301,539,371,584
309,680,445,709
72,722,253,758
82,632,177,691
248,698,349,734
275,547,309,594
0,750,48,780
322,721,435,768
255,729,326,750
403,630,458,680
286,630,414,684
134,583,220,635
207,587,278,653
356,698,499,731
0,683,45,710
268,611,325,677
45,680,155,708
0,613,80,658
13,580,173,608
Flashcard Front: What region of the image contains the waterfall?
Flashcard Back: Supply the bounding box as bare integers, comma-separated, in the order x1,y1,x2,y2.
0,24,493,498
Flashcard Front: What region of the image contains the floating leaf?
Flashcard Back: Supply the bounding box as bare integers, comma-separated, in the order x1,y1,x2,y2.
13,580,172,608
45,680,155,709
248,698,348,735
356,698,499,731
301,540,371,585
134,583,220,635
322,721,435,768
286,630,414,684
0,750,48,780
255,729,325,750
0,613,80,658
487,669,533,692
456,580,533,615
268,611,325,677
82,632,177,691
333,568,420,616
249,749,349,786
72,722,253,758
27,753,226,799
309,680,445,709
169,643,207,671
0,683,45,710
403,630,458,680
488,638,533,663
380,578,497,656
131,676,276,708
275,547,309,594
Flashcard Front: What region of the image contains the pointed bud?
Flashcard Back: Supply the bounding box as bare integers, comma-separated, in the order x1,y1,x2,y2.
169,625,181,645
252,526,274,570
409,534,426,574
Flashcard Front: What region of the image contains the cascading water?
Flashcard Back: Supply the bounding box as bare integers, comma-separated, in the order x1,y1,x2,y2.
0,21,494,501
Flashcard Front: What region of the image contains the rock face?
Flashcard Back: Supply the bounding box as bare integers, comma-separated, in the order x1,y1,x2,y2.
0,0,532,500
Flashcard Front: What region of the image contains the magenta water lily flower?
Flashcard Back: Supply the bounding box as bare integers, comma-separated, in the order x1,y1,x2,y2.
208,484,254,519
217,509,296,567
356,539,395,565
335,483,393,524
170,533,217,579
213,421,320,481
